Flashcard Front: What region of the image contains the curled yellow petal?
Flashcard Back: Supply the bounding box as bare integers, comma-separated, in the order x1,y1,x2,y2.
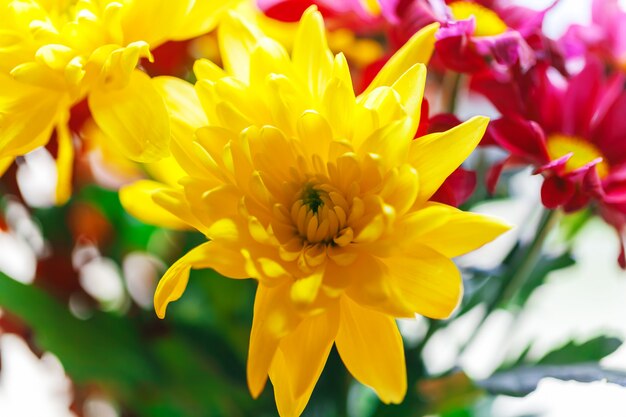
119,180,190,230
154,241,250,319
154,245,197,319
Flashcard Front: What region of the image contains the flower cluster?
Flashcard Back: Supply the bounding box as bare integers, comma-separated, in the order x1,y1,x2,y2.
2,1,625,416
0,0,237,202
269,0,626,266
121,8,508,415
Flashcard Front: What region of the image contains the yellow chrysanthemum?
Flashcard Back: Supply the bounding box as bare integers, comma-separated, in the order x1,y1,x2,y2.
121,7,510,417
0,0,238,202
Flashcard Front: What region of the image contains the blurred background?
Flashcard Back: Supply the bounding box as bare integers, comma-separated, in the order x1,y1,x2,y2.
2,0,626,416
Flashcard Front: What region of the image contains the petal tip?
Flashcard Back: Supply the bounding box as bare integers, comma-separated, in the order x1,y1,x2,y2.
469,114,490,127
154,300,167,319
247,364,268,399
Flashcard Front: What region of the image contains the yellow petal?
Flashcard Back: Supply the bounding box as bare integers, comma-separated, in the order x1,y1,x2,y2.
214,76,270,125
120,0,192,47
145,156,188,187
193,242,251,280
0,73,62,157
248,283,300,398
95,41,152,89
335,296,407,404
321,53,356,139
119,180,190,230
152,76,207,134
10,61,66,90
321,259,357,295
292,6,333,100
379,164,419,216
362,22,438,95
151,187,214,235
290,269,324,308
384,245,462,319
151,76,210,178
344,255,414,318
414,203,511,258
89,70,171,162
296,110,332,161
194,58,227,82
154,242,204,319
269,349,311,417
410,116,488,204
182,182,241,228
219,11,263,82
249,37,292,87
358,117,414,169
170,0,239,41
154,241,250,318
359,86,405,129
269,308,339,417
391,63,427,128
54,119,73,205
395,203,453,239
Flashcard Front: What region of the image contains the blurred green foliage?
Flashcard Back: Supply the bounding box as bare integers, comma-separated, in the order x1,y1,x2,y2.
0,183,624,417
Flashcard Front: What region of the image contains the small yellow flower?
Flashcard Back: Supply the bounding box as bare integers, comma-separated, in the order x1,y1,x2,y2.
0,0,237,202
121,7,510,417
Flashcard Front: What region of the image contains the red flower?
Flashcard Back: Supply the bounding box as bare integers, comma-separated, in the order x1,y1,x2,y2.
383,0,559,73
257,0,383,29
474,60,626,265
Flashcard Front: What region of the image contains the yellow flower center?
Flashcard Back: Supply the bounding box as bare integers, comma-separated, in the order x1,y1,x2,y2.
546,134,609,178
291,182,349,245
258,149,396,275
448,1,507,37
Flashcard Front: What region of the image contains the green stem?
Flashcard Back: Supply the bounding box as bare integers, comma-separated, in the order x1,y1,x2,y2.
442,71,463,114
458,208,560,355
496,209,560,307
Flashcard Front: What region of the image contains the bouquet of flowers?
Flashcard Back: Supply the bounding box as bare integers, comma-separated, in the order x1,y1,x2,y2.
1,1,625,416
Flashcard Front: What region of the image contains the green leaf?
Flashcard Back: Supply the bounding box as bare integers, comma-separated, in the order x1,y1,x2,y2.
0,272,157,388
478,364,626,397
511,251,575,308
537,336,623,365
502,336,622,372
458,273,501,317
0,271,272,416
